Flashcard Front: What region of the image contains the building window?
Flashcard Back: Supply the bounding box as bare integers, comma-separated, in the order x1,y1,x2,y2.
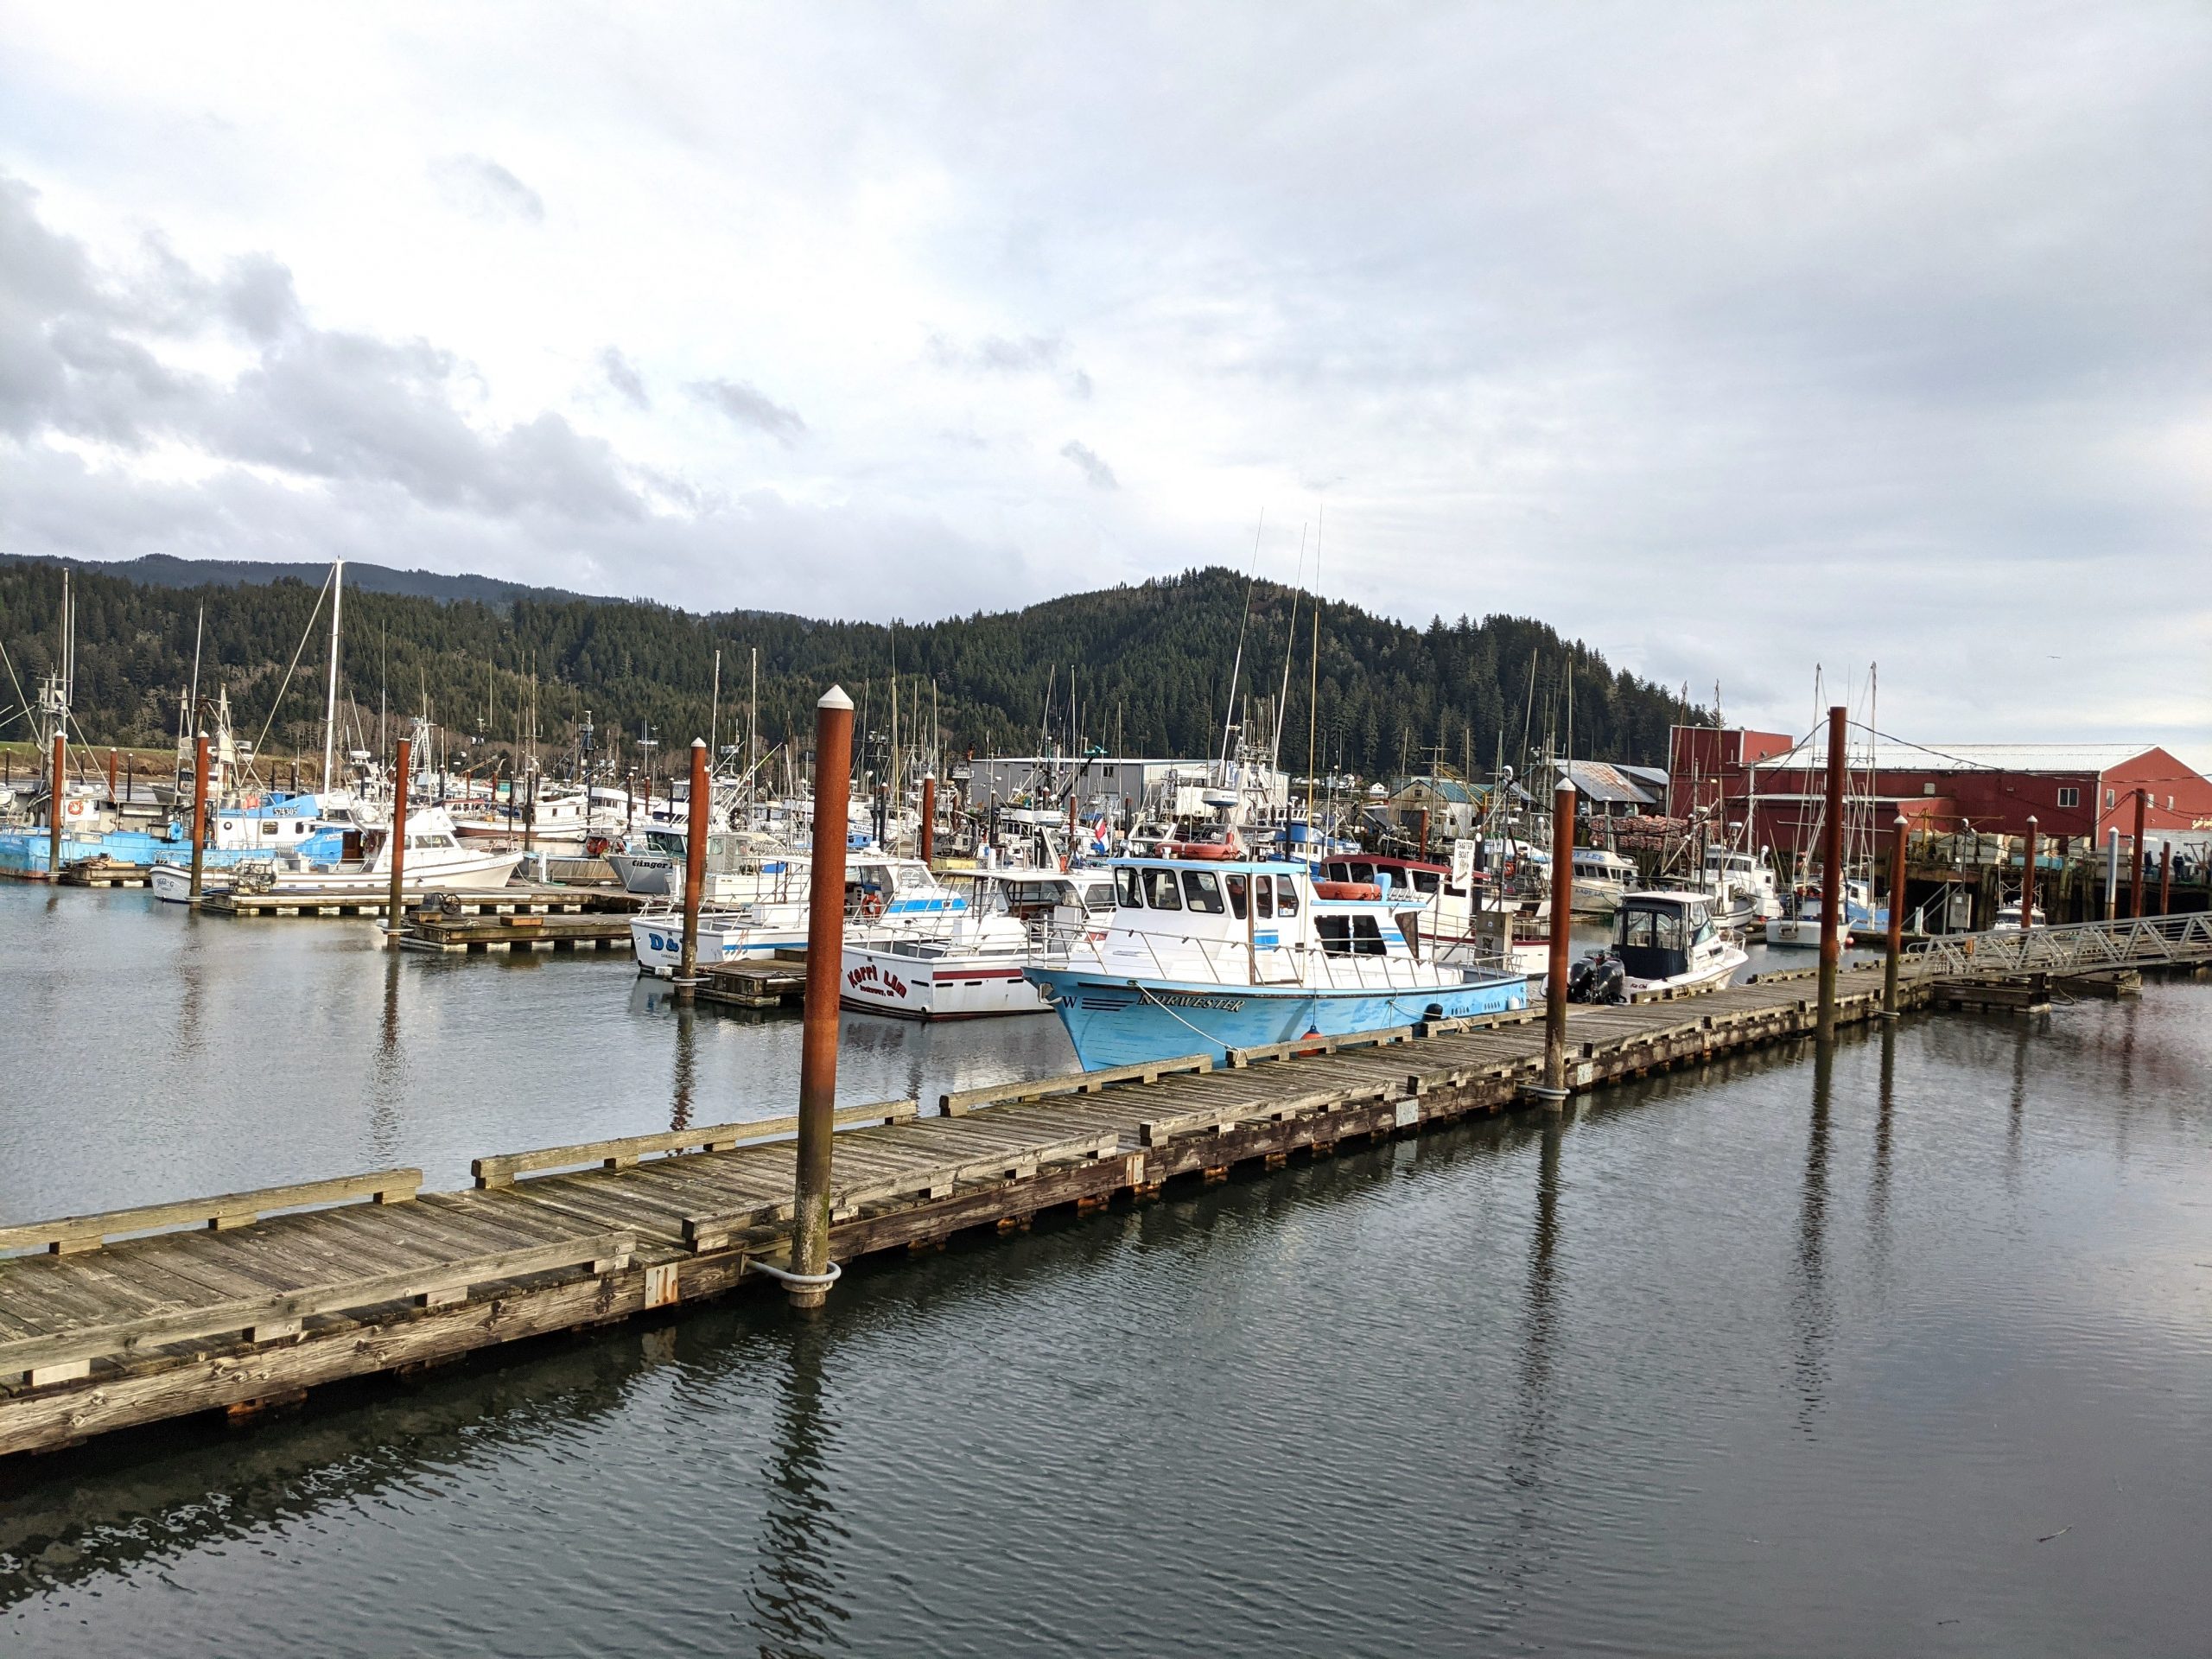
2105,788,2115,810
2056,787,2079,809
1923,783,1936,796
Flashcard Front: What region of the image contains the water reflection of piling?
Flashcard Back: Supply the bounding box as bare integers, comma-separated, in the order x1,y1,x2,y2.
745,1322,849,1658
671,1001,697,1133
1868,1026,1895,1278
1791,1043,1834,1426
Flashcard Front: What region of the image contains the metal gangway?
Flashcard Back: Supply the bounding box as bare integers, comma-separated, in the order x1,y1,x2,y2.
1905,912,2212,981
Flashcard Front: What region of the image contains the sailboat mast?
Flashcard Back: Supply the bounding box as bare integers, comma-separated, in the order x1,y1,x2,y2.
321,558,343,789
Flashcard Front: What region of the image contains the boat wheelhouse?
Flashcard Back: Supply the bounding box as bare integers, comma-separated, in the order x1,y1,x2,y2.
1024,853,1528,1069
1567,848,1638,918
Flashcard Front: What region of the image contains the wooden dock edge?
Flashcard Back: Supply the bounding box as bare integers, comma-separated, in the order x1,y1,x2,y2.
0,975,1923,1458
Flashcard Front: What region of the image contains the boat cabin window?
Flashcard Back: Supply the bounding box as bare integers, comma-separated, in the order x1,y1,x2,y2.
1080,882,1115,913
1223,874,1248,920
1274,875,1300,916
1141,867,1182,910
409,833,456,850
1621,906,1684,950
1181,870,1225,913
1253,876,1274,919
1116,867,1145,907
1411,870,1440,896
1316,914,1350,956
260,820,279,836
1353,915,1386,956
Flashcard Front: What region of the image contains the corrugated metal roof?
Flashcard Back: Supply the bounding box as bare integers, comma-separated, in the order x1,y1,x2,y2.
1553,760,1659,805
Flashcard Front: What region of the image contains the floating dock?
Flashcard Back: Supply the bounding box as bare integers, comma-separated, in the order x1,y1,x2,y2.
397,911,637,956
55,861,153,888
696,954,810,1008
201,886,636,920
0,964,1912,1457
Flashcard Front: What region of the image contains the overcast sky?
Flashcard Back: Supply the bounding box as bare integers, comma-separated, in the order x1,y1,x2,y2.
2,3,2206,750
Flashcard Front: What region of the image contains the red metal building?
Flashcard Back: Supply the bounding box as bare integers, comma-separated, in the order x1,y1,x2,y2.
1669,728,2212,857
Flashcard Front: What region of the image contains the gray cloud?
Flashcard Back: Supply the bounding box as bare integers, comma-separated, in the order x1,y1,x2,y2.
686,377,804,443
929,331,1092,398
429,155,545,225
600,347,650,410
1058,440,1117,491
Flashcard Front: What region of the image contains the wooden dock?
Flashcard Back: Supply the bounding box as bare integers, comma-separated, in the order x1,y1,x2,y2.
696,954,810,1008
202,885,636,920
397,911,636,956
0,963,1929,1458
56,860,155,888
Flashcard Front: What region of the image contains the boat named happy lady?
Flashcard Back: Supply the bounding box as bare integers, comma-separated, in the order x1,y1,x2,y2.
1022,848,1529,1070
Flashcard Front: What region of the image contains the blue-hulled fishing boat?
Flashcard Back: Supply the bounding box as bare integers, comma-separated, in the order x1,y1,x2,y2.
1023,851,1528,1070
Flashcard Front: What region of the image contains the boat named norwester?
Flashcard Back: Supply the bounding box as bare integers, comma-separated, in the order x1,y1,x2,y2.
1023,851,1528,1070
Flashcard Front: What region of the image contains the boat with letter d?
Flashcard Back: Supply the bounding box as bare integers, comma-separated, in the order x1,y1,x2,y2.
1023,850,1529,1069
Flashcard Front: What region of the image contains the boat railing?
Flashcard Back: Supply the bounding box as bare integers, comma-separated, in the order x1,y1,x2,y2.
1111,923,1481,994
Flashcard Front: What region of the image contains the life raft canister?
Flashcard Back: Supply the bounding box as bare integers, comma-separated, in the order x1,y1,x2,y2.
1313,880,1382,900
1168,842,1238,861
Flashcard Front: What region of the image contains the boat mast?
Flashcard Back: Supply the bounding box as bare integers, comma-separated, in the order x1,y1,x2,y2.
321,557,343,790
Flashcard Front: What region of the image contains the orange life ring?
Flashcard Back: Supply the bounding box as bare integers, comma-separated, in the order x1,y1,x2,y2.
1314,880,1381,900
1170,842,1237,861
858,892,886,918
63,798,89,818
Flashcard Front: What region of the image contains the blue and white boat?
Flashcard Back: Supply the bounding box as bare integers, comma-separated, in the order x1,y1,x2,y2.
1023,852,1529,1070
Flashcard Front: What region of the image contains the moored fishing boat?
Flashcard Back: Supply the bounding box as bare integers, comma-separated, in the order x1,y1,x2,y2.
629,852,966,976
1567,890,1747,1001
1764,879,1878,948
149,805,524,902
1023,851,1529,1069
839,868,1116,1020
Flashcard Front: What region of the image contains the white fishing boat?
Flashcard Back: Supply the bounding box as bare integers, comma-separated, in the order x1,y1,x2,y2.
608,828,807,900
1764,879,1878,949
150,805,524,903
629,853,967,976
1567,847,1638,918
1990,899,2047,931
840,869,1116,1020
1566,891,1747,1001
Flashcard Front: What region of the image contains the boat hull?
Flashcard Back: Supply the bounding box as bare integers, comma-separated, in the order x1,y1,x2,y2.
1024,966,1528,1070
839,944,1050,1020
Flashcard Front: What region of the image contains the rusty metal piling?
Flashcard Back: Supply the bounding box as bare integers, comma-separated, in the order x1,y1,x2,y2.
1883,813,1907,1018
789,686,855,1308
1816,705,1847,1044
384,737,412,939
677,738,709,988
187,732,210,900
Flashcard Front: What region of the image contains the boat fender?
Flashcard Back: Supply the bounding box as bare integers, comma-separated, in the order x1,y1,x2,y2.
1313,880,1381,900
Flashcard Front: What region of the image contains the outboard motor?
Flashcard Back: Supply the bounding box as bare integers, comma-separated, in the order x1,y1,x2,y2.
1567,952,1627,1005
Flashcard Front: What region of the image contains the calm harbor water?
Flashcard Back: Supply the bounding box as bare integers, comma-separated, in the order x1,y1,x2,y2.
2,885,2208,1656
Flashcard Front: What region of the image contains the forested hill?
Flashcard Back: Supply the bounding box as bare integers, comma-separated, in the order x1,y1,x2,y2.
0,556,1702,779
